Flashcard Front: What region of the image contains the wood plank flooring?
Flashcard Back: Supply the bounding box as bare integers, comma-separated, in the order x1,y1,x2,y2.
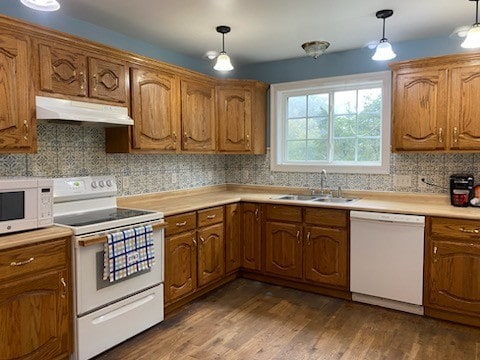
94,279,480,359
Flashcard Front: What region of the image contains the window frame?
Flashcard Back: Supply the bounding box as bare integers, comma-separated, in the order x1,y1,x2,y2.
270,71,391,174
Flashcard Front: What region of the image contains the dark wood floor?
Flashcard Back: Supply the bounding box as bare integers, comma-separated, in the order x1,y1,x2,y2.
94,279,480,359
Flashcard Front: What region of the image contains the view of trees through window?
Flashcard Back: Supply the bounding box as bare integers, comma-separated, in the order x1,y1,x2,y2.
286,87,382,164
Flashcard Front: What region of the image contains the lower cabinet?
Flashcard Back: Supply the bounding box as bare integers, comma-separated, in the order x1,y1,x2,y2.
165,207,225,305
241,202,262,271
425,216,480,326
0,237,72,360
264,205,349,290
225,203,242,273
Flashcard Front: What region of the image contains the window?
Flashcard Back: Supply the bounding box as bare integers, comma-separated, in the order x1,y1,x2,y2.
270,71,391,174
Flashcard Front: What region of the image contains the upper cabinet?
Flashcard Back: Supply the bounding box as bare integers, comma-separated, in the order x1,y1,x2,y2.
180,79,216,152
391,52,480,152
0,31,35,153
217,80,268,154
36,41,128,104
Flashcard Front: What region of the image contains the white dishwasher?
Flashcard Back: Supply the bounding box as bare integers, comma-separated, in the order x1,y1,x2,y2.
350,211,425,315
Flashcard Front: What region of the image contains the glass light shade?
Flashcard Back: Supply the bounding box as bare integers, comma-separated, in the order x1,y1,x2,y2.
462,24,480,48
372,39,397,61
213,52,234,71
302,41,330,59
20,0,60,11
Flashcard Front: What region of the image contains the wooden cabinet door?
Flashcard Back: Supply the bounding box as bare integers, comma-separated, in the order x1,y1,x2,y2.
392,69,448,151
38,42,88,97
165,231,197,302
425,239,480,315
180,79,216,152
449,65,480,150
0,270,71,360
241,203,262,271
0,32,34,151
217,87,252,152
304,226,348,288
88,57,127,103
131,67,179,151
197,223,225,287
225,203,242,273
265,221,303,279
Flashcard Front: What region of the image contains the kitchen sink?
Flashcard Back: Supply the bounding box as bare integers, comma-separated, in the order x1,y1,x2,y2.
272,195,324,201
271,194,359,203
313,197,359,203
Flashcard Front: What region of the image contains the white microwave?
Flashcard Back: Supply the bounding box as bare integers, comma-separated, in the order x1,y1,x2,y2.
0,177,53,235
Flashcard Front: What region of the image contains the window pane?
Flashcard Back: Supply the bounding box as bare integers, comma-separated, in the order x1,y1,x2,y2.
307,140,328,160
334,90,357,115
287,140,306,160
358,138,380,161
358,88,381,112
288,96,306,118
333,115,356,137
307,117,328,139
333,139,356,161
308,94,329,117
358,114,381,137
287,118,306,140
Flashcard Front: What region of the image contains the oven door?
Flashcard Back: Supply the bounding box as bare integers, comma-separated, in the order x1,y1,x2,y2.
74,226,164,316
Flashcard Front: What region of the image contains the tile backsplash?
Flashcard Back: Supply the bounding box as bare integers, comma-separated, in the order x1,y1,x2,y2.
1,123,478,196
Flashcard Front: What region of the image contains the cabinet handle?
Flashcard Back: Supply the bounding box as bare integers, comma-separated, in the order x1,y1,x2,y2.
207,214,216,219
93,74,98,91
79,71,86,90
10,257,34,266
172,131,177,143
433,246,438,263
23,120,29,140
296,230,300,244
176,221,187,227
306,231,311,246
60,277,67,298
192,238,197,246
459,227,480,234
438,127,443,143
453,127,459,144
184,132,188,144
246,134,250,148
200,236,205,244
255,208,259,220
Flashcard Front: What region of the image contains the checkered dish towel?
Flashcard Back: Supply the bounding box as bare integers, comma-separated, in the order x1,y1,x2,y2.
103,224,155,282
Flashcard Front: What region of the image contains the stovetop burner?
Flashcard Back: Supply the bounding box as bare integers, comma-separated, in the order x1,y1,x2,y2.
54,207,155,227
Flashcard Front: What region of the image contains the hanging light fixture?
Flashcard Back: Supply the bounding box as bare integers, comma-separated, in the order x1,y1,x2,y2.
372,9,397,61
20,0,60,11
214,25,234,72
301,41,330,59
462,0,480,48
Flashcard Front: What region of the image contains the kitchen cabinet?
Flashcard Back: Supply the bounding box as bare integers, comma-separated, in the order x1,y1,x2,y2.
390,53,480,152
241,203,262,271
264,205,349,289
180,78,216,152
216,80,268,154
0,31,35,152
165,206,225,305
36,41,128,103
425,216,480,327
225,203,242,273
0,237,72,360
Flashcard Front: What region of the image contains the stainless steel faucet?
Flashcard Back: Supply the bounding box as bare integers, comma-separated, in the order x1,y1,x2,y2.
320,169,327,194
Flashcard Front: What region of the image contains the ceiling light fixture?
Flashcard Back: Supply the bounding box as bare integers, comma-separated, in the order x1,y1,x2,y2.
301,41,330,59
213,25,234,72
20,0,60,11
372,9,397,61
462,0,480,48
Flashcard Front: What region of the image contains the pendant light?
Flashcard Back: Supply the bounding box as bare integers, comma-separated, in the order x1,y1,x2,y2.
214,26,234,72
301,41,330,59
372,9,397,61
20,0,60,11
462,0,480,48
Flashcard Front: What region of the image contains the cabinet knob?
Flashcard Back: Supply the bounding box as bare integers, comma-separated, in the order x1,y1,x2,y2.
438,128,443,143
453,127,459,144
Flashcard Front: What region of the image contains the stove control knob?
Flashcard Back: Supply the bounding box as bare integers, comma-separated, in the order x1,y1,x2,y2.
99,180,105,188
106,179,113,187
91,181,98,189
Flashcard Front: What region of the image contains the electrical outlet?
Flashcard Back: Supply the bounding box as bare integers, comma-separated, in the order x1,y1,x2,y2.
171,173,177,184
394,174,412,188
122,176,129,189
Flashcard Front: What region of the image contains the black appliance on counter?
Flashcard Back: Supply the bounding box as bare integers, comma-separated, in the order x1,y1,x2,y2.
450,174,474,207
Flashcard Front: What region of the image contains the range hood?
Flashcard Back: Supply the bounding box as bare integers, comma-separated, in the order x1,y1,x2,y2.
35,96,134,126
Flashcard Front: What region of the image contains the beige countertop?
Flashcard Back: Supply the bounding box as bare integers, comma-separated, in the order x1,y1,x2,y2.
117,184,480,220
0,226,73,251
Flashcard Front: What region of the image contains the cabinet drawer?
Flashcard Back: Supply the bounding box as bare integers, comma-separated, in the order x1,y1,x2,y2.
198,206,224,227
430,217,480,241
0,239,67,282
304,208,348,228
165,212,196,236
265,204,302,223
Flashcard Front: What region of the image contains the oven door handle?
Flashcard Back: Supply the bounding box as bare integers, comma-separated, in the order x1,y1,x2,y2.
91,294,156,325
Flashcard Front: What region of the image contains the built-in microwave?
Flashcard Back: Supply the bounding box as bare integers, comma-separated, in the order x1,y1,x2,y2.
0,177,53,235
